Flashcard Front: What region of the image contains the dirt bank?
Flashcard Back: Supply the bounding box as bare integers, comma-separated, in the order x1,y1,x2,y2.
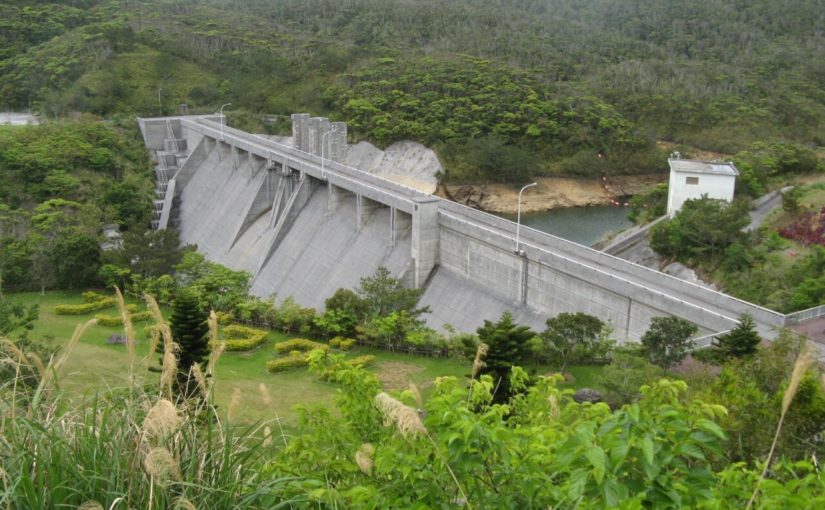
439,174,665,214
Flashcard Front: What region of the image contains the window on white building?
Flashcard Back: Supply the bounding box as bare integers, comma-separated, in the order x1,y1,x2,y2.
685,176,699,185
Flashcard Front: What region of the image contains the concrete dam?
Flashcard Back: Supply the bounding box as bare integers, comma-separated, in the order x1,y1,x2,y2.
139,115,789,342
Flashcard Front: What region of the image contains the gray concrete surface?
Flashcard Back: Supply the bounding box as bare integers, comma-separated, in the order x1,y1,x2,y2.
746,187,793,232
139,116,799,342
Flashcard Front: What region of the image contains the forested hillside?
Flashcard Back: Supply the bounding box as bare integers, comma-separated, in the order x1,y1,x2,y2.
0,119,153,291
1,0,824,181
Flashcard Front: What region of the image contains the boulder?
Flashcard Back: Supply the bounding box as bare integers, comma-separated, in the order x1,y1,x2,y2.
106,334,128,345
573,388,603,404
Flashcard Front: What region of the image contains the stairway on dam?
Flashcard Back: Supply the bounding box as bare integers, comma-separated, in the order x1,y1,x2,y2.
139,114,824,345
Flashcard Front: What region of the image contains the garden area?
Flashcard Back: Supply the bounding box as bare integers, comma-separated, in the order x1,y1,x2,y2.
4,290,605,426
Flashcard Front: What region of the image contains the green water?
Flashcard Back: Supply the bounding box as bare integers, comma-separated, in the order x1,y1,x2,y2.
501,205,632,247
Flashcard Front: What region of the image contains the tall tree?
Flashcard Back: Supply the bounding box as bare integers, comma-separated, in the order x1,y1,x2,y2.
476,311,535,404
540,312,605,371
716,314,761,358
169,289,210,399
357,266,428,320
641,317,698,368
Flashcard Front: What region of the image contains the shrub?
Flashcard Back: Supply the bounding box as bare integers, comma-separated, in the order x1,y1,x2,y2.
274,338,326,354
330,336,356,351
779,206,825,247
266,352,310,372
597,351,665,407
641,317,698,368
215,311,235,325
345,354,375,368
221,325,268,352
716,314,761,358
94,311,153,327
81,291,107,303
55,297,116,315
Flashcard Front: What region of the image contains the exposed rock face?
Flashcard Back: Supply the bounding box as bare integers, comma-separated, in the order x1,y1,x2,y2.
345,140,441,194
573,388,604,404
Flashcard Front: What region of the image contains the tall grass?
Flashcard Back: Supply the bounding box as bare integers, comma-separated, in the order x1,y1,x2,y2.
0,292,299,509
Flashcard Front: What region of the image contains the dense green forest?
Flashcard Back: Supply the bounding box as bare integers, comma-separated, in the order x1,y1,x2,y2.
2,0,824,180
0,120,153,291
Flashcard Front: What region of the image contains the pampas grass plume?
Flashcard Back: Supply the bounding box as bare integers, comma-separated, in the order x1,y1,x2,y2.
172,497,197,510
77,502,104,510
355,443,375,475
408,383,423,410
114,286,136,377
191,363,208,398
471,343,489,379
228,386,241,421
142,399,180,441
375,392,426,437
161,349,178,398
208,310,219,347
208,341,225,376
143,446,180,482
782,344,816,414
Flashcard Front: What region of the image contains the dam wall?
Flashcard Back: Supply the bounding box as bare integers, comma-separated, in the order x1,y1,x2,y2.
138,115,787,341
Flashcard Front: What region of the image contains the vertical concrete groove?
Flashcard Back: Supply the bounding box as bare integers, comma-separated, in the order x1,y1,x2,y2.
520,256,529,304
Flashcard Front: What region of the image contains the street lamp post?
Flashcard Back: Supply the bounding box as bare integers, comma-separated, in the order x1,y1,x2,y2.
219,103,231,140
515,182,538,253
321,125,338,180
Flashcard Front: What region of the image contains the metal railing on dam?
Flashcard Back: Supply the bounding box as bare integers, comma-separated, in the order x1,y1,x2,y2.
141,116,792,340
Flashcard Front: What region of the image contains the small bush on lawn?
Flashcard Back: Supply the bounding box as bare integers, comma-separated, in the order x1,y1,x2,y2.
82,291,107,303
222,325,268,351
55,297,116,315
345,354,375,368
95,311,153,327
274,338,326,354
330,336,356,351
266,352,310,372
316,353,376,380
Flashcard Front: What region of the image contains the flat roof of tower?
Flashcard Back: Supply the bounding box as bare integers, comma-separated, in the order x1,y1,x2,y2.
668,158,739,176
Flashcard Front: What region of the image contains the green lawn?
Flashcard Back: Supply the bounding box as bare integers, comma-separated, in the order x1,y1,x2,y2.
6,290,604,426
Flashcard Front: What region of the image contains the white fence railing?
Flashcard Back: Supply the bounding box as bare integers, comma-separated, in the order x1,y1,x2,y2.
691,330,731,350
785,305,825,326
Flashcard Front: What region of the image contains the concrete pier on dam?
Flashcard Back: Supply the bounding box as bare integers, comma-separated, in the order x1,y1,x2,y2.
139,114,790,343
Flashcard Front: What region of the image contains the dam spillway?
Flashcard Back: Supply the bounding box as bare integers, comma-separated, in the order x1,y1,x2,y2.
139,115,789,342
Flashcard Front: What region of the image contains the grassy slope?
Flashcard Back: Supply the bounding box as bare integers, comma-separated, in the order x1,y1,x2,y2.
9,291,602,426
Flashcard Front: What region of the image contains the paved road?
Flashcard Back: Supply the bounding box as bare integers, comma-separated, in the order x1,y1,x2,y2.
746,186,793,231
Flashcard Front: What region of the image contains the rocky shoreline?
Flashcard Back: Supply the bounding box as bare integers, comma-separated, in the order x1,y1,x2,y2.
438,174,665,214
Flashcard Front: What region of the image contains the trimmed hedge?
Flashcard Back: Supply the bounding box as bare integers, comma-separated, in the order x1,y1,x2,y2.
55,297,116,315
95,311,153,327
222,325,268,352
274,338,325,354
266,352,309,372
330,336,356,351
345,355,376,368
82,291,107,303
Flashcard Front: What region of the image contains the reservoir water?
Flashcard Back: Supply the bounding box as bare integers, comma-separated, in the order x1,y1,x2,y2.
500,205,633,247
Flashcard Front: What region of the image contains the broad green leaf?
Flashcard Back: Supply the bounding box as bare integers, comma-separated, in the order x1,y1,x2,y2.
567,468,589,500
586,446,608,484
603,479,627,508
640,435,655,465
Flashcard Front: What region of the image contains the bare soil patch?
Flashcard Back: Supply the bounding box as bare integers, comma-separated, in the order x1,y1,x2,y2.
374,361,427,390
440,174,665,214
